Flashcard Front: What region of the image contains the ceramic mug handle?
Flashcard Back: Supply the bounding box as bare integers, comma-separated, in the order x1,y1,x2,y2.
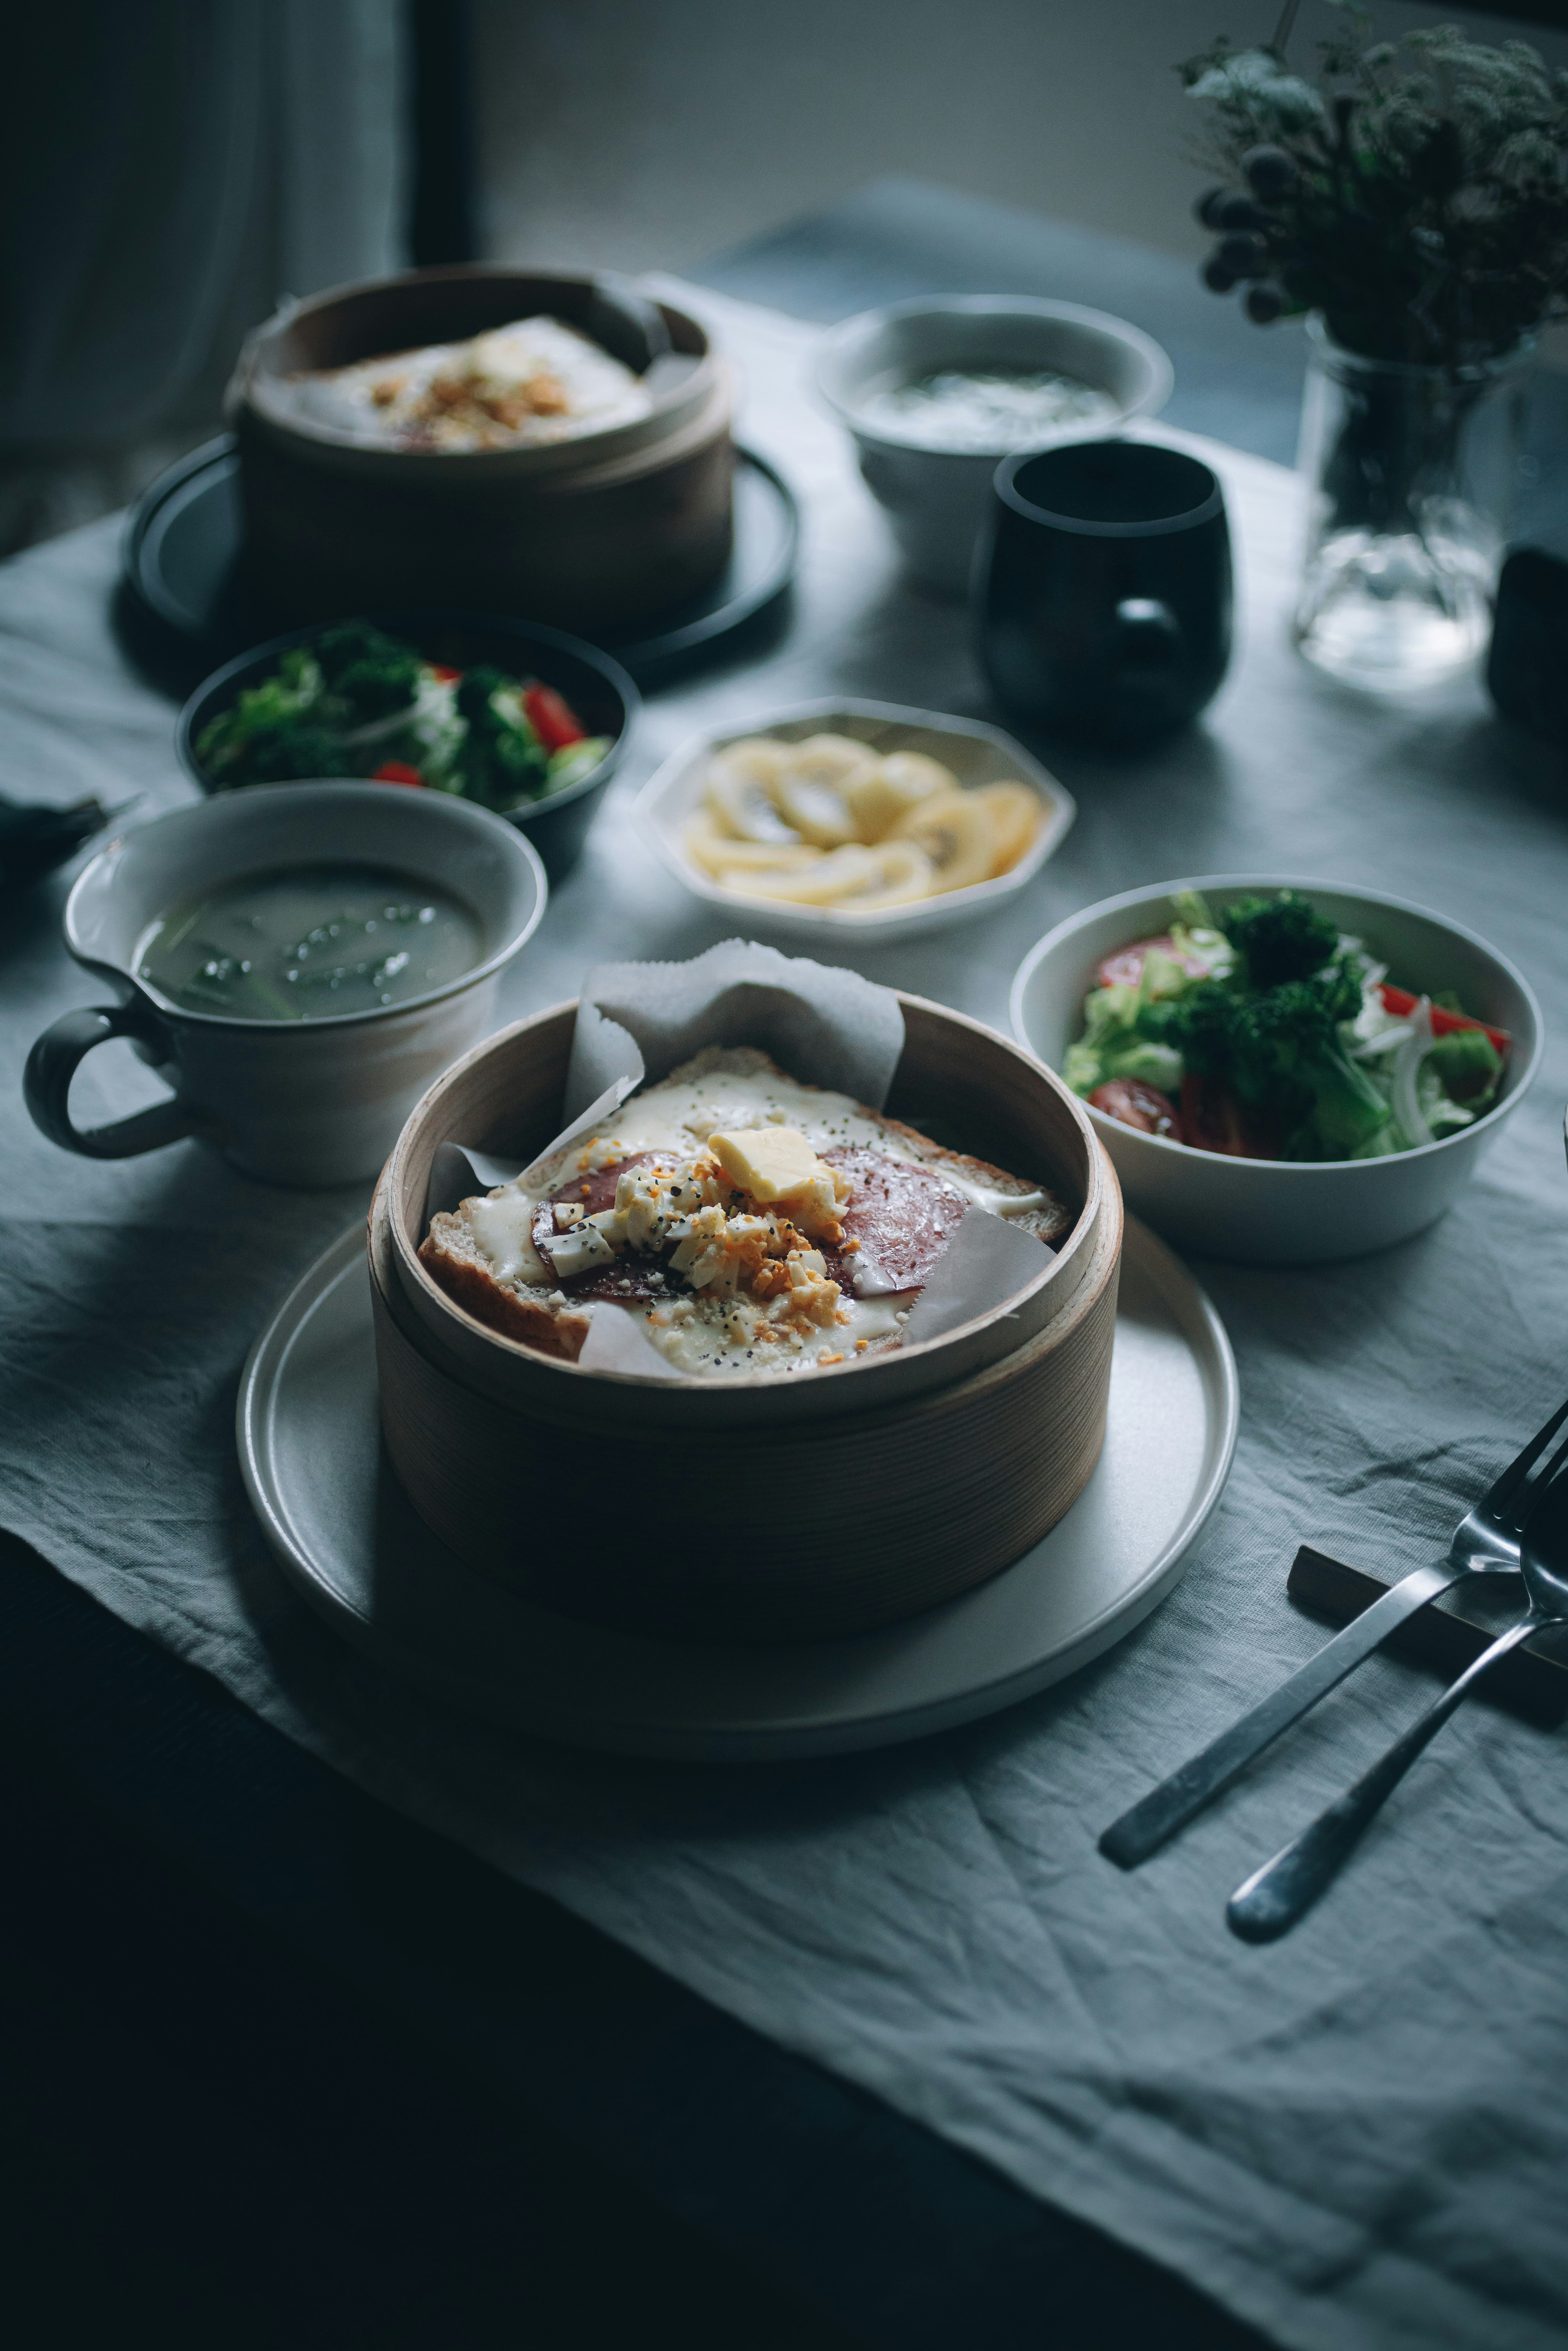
24,1001,209,1159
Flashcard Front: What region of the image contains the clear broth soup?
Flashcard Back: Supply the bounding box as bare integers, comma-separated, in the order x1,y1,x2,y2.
136,862,485,1021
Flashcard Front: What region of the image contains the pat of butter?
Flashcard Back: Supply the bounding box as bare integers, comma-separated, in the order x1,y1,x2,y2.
707,1125,825,1202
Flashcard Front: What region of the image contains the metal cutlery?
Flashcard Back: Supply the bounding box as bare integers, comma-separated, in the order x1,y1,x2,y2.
1228,1428,1568,1940
1100,1393,1568,1870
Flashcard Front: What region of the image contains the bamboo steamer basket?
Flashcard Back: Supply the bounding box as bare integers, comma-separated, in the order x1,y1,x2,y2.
371,994,1123,1642
229,266,733,638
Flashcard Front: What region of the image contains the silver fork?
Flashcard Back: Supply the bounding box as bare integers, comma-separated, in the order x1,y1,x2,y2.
1228,1428,1568,1941
1099,1394,1568,1870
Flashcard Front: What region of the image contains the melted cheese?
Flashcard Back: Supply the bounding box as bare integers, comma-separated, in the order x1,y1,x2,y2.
448,1047,1027,1379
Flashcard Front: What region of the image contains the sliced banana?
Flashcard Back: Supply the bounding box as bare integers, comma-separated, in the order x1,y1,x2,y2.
881,751,958,802
888,789,998,893
846,749,956,844
717,737,793,791
784,733,884,793
704,751,800,845
735,844,885,905
736,840,935,911
831,840,934,910
682,815,820,879
774,773,859,848
968,781,1042,875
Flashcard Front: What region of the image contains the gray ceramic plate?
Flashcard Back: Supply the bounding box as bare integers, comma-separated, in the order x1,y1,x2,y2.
238,1218,1238,1760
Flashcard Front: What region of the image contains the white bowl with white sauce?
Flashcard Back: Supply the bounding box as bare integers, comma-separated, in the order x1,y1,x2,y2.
817,296,1173,594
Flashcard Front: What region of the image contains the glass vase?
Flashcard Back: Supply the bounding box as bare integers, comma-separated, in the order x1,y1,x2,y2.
1293,318,1532,691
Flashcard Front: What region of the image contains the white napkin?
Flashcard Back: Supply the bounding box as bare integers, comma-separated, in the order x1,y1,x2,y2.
564,937,906,1118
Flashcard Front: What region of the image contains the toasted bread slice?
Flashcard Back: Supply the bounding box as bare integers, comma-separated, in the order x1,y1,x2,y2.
419,1045,1072,1369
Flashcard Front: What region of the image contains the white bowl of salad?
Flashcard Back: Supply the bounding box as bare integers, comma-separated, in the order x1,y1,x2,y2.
1010,876,1541,1264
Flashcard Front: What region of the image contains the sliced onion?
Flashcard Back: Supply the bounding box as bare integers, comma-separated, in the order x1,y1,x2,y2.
1390,995,1437,1148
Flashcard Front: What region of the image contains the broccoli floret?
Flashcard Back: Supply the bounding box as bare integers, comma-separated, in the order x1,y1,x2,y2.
241,724,345,783
195,653,334,780
1171,963,1387,1158
1167,979,1248,1076
1240,972,1390,1157
312,622,422,722
1222,890,1340,990
454,666,511,730
450,669,548,808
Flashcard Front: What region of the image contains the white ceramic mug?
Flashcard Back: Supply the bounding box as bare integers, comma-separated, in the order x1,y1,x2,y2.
25,782,547,1187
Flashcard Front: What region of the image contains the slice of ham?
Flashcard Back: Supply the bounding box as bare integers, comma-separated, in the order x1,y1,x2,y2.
820,1145,969,1293
533,1151,668,1299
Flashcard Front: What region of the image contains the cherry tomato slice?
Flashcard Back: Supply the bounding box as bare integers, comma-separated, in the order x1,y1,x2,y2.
1089,1079,1183,1141
372,760,425,787
1179,1073,1281,1159
521,682,587,751
1096,933,1215,991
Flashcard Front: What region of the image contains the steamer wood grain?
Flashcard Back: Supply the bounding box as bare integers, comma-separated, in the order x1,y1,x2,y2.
370,1179,1119,1642
233,268,733,637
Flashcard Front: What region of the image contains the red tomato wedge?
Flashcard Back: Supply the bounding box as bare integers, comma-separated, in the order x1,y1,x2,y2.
428,664,461,684
1089,1079,1183,1141
1377,984,1510,1058
1096,933,1215,991
372,760,425,787
522,683,587,751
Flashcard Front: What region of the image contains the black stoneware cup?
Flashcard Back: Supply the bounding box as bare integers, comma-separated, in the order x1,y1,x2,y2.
976,440,1232,750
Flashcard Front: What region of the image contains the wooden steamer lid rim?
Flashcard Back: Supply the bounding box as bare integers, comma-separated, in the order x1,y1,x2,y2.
231,266,724,486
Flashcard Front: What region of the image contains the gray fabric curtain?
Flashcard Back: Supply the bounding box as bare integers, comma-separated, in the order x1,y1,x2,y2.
1,0,408,450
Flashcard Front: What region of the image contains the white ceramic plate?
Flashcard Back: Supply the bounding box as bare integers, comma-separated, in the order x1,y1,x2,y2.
633,696,1075,948
238,1216,1237,1760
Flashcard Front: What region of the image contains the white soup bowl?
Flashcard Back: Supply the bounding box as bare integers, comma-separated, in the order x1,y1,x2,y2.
26,782,546,1187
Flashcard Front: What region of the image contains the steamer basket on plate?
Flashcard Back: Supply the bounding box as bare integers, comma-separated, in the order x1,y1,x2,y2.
228,266,733,638
370,994,1123,1643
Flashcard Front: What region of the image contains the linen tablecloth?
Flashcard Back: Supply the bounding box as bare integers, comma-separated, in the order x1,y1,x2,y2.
3,283,1567,2351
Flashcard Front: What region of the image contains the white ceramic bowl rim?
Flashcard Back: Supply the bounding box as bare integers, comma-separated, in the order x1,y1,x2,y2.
1010,871,1544,1172
815,294,1175,456
67,781,548,1035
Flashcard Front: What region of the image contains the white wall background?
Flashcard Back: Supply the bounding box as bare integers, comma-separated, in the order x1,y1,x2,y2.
474,0,1568,277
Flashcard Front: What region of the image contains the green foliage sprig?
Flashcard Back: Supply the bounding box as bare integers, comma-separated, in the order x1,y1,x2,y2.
1179,6,1568,365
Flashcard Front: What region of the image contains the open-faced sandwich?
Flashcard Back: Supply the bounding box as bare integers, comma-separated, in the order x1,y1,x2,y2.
421,1045,1072,1378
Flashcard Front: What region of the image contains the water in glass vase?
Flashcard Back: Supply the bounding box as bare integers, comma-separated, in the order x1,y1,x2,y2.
1293,320,1532,691
136,862,485,1020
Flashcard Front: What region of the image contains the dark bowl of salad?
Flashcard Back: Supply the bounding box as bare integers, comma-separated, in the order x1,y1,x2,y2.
1011,876,1541,1265
177,612,638,882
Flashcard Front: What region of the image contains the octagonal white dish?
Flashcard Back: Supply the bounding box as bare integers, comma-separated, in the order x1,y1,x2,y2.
633,696,1074,949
